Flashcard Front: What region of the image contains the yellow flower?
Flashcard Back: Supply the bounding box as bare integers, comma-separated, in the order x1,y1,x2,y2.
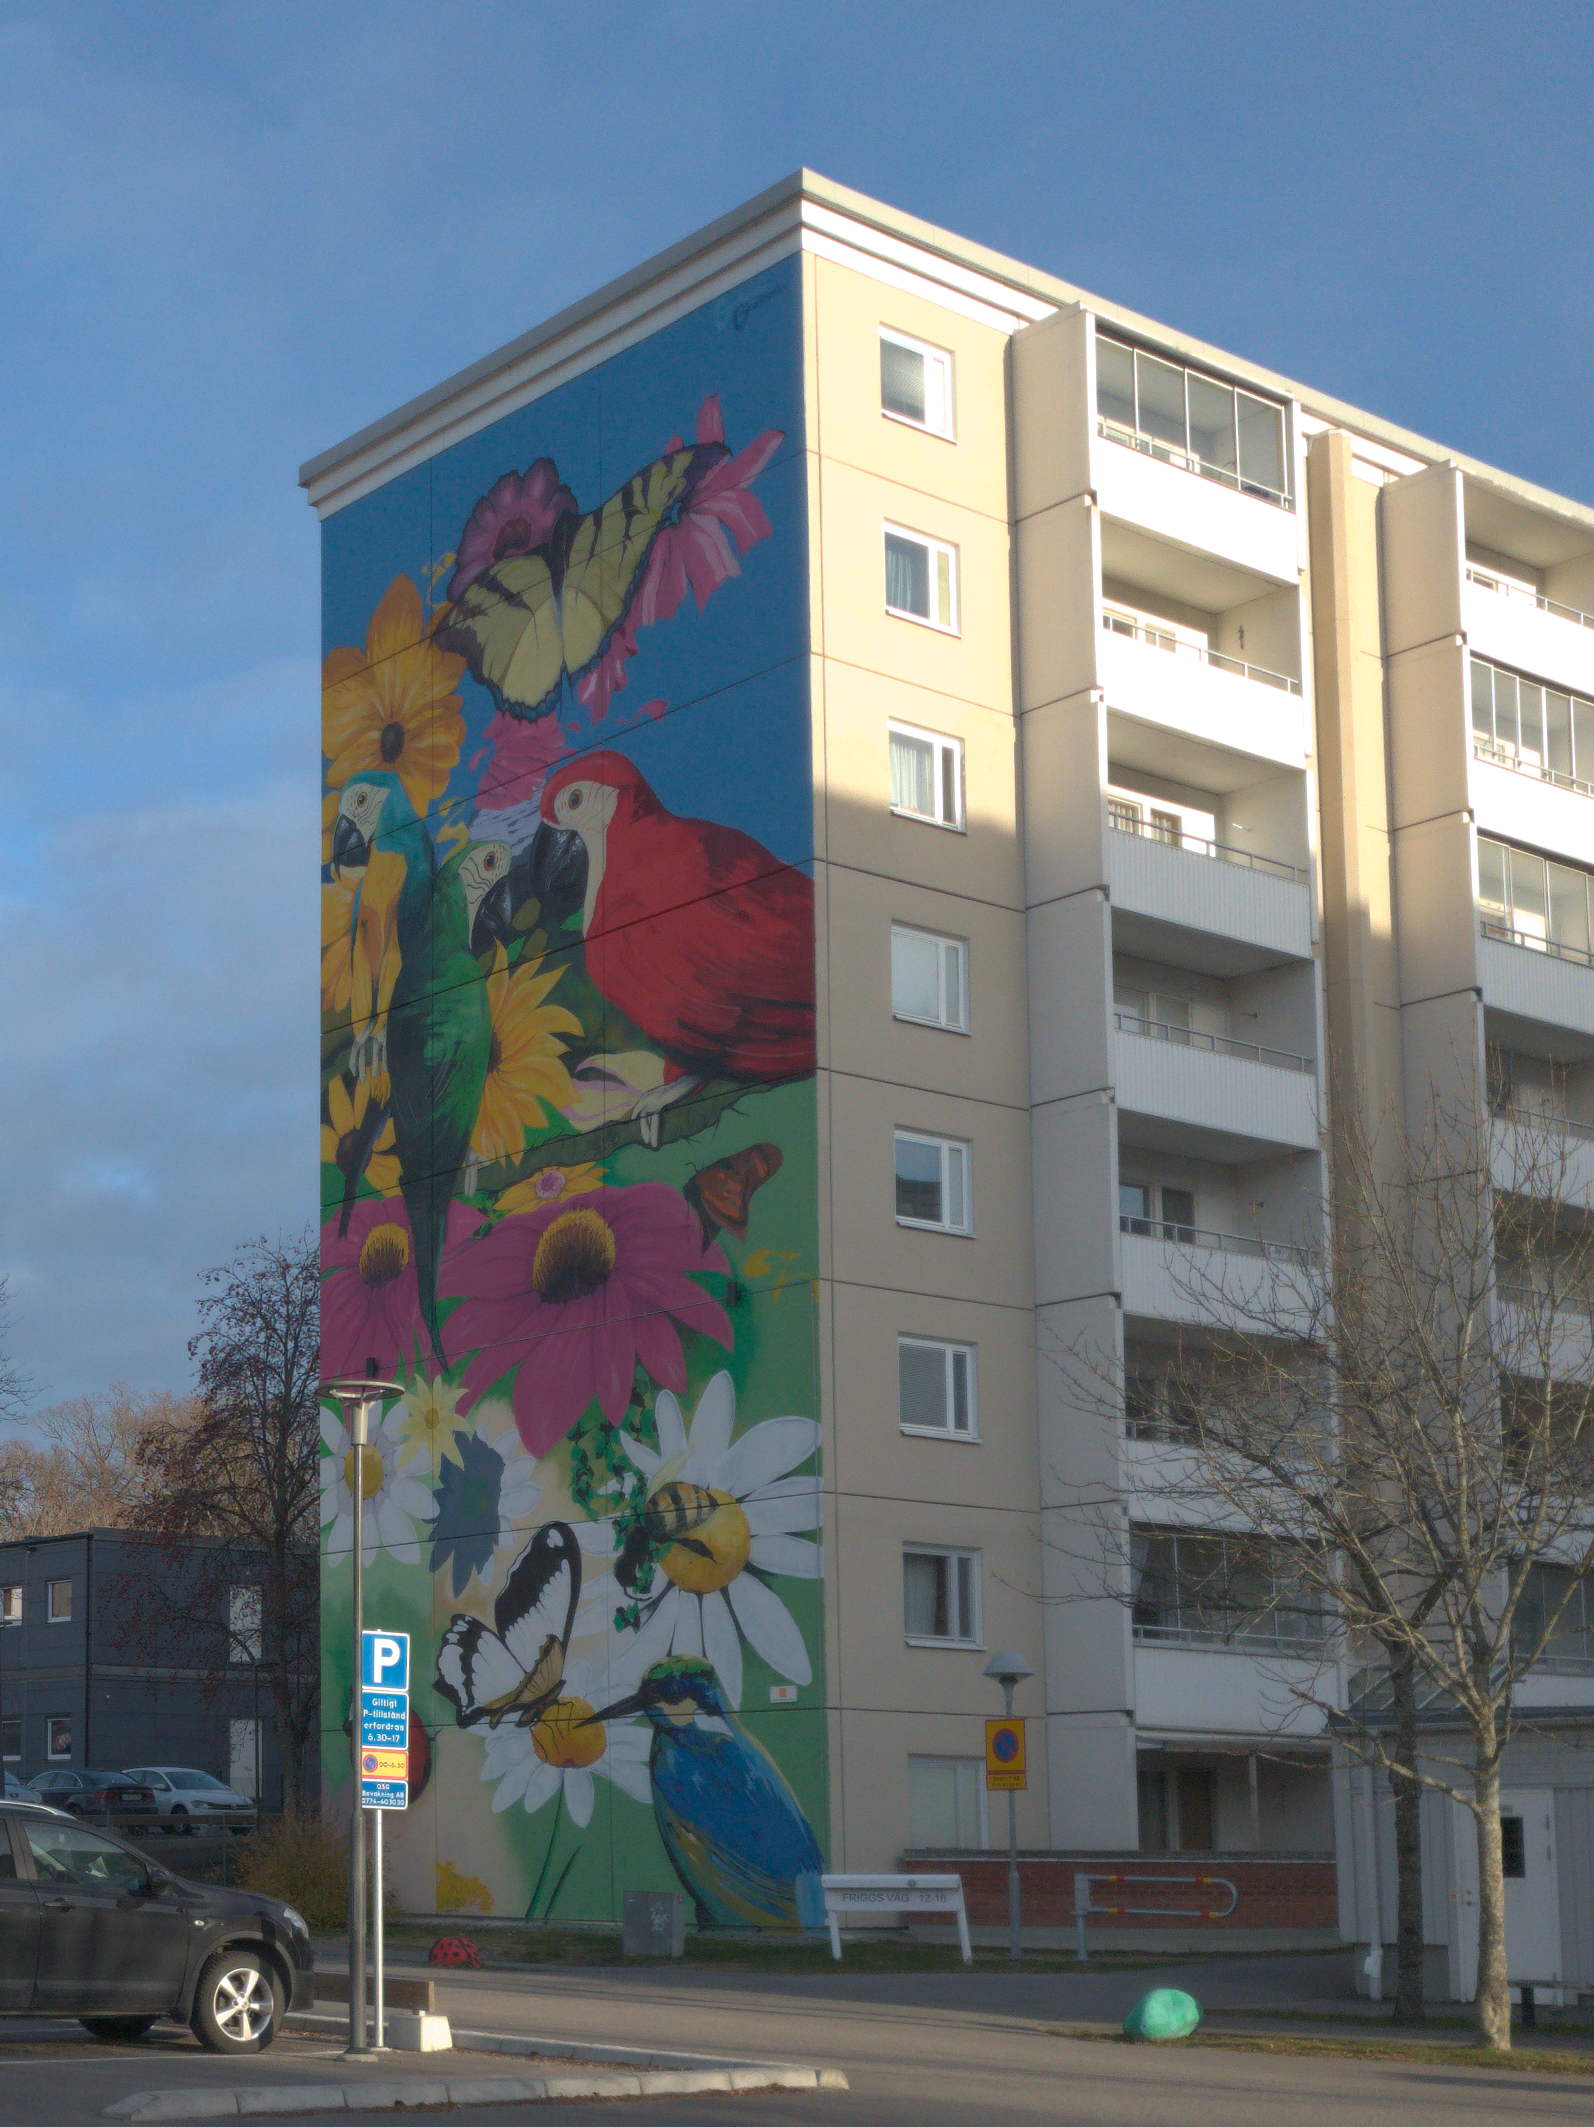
320,1075,400,1197
470,952,581,1161
396,1376,469,1470
436,1862,493,1914
494,1163,605,1218
323,575,466,814
322,874,358,1019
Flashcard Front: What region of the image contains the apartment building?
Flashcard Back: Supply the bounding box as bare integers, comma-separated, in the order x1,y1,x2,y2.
306,173,1594,1955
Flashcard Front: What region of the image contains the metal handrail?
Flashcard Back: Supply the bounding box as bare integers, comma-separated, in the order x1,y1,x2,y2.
1131,1619,1329,1654
1467,565,1594,634
1118,1212,1312,1264
1480,918,1594,971
1491,1101,1594,1146
1096,417,1293,511
1497,1278,1594,1317
1114,1009,1311,1073
1472,737,1594,800
1101,610,1301,694
1107,806,1308,884
1075,1871,1239,1959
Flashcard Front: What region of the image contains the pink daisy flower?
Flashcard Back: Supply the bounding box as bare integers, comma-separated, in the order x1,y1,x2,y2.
321,1200,478,1380
447,459,576,601
443,1183,732,1457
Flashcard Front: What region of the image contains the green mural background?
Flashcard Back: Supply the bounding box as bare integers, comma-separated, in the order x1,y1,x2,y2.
317,258,826,1926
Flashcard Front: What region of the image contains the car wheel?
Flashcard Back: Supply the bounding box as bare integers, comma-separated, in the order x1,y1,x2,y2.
190,1949,282,2054
171,1806,193,1836
81,2017,158,2044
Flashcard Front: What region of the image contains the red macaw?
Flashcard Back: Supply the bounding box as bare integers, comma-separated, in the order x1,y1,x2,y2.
540,751,814,1143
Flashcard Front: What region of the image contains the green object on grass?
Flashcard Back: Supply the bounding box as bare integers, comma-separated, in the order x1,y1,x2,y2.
1122,1987,1202,2042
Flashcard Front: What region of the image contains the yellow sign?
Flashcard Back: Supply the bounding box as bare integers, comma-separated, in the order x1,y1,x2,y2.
985,1718,1027,1791
360,1746,408,1780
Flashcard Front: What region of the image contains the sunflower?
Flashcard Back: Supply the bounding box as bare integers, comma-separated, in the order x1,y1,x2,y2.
320,1073,400,1197
494,1163,605,1217
470,952,581,1162
323,574,466,814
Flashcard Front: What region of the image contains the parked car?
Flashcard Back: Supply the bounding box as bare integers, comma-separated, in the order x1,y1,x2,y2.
27,1770,158,1820
0,1800,309,2050
3,1773,27,1800
120,1767,256,1834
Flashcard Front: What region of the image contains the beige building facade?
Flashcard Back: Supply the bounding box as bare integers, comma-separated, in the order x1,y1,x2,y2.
307,172,1594,1911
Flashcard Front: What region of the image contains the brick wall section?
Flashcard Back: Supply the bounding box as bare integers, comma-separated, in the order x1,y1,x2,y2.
901,1852,1338,1930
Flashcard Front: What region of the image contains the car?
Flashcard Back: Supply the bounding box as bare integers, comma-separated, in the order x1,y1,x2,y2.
0,1800,311,2050
27,1770,159,1820
120,1767,257,1834
2,1774,27,1801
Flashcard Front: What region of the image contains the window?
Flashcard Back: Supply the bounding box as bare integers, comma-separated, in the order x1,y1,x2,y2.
1097,333,1290,506
229,1586,263,1663
903,1547,981,1645
1472,656,1594,796
1119,1180,1197,1243
1123,1359,1201,1443
1478,836,1594,965
0,1586,19,1627
46,1717,72,1762
1131,1527,1324,1650
892,925,969,1031
47,1580,72,1624
1500,1814,1527,1880
880,329,954,438
1105,792,1199,847
884,525,959,631
898,1336,978,1438
895,1130,972,1234
1114,981,1193,1046
22,1817,149,1895
1515,1563,1594,1666
889,724,964,829
0,1718,18,1763
908,1756,987,1847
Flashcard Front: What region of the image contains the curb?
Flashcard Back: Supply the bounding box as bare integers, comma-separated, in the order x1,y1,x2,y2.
106,2064,847,2119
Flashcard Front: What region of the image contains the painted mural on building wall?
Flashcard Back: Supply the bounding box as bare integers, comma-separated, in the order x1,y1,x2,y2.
318,262,825,1926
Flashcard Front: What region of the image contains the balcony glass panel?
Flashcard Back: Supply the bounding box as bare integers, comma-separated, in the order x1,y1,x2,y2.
1187,374,1238,475
1237,393,1287,498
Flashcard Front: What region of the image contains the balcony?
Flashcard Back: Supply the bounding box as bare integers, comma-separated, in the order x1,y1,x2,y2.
1107,811,1313,972
1099,612,1308,769
1464,567,1594,701
1133,1641,1331,1735
1119,1216,1318,1332
1479,922,1594,1042
1114,1012,1319,1159
1491,1108,1594,1208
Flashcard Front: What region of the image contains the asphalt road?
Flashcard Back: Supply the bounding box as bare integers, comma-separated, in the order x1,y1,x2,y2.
0,1953,1591,2125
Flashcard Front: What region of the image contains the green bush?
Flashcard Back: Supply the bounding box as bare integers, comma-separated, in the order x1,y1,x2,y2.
235,1810,353,1932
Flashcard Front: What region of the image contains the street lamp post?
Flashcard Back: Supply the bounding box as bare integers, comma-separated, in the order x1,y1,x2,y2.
983,1649,1034,1963
325,1377,401,2060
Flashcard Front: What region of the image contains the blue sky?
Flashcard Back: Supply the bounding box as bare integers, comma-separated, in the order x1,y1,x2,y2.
3,0,1591,1407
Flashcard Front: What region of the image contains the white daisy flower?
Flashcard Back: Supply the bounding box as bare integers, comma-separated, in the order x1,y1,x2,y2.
319,1400,432,1565
623,1371,820,1709
479,1648,652,1829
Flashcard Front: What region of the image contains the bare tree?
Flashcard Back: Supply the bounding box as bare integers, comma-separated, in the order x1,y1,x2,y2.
1051,1095,1594,2050
0,1387,200,1539
0,1280,29,1427
131,1233,322,1809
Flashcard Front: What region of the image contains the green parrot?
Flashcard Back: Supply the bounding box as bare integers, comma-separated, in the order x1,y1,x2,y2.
386,837,514,1367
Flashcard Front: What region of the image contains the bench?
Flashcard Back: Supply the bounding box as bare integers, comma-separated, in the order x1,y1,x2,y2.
313,1971,437,2014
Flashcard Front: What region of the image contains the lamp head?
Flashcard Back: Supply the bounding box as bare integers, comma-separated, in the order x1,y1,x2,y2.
983,1649,1034,1689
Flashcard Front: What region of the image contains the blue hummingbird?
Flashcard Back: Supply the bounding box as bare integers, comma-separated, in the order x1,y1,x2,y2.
590,1656,825,1931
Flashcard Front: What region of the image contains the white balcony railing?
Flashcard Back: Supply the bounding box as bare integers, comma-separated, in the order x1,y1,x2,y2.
1101,609,1301,693
1473,737,1594,801
1118,1213,1312,1265
1108,805,1308,884
1481,917,1594,972
1467,565,1594,636
1114,1009,1311,1074
1097,417,1293,511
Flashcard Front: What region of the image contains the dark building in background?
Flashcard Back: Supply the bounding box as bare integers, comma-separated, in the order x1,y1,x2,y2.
0,1530,312,1806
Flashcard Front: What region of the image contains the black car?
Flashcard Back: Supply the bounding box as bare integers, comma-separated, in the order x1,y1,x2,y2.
0,1802,312,2051
28,1770,158,1819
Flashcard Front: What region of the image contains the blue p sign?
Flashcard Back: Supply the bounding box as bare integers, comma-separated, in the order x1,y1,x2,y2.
361,1630,410,1692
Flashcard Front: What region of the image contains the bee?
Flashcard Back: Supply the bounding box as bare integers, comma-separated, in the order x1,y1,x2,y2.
616,1481,723,1593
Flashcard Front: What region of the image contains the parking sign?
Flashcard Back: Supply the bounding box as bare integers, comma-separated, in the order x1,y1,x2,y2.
361,1630,410,1692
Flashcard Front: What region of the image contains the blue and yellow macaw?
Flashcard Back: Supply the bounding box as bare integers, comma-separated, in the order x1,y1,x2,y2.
591,1656,825,1931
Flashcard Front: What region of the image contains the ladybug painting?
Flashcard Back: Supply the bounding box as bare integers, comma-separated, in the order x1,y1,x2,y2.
428,1936,481,1968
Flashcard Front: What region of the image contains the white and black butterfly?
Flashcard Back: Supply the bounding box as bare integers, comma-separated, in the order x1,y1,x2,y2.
435,1523,580,1729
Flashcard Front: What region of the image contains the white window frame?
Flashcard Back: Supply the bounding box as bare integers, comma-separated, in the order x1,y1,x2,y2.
889,722,964,831
903,1545,983,1648
0,1717,18,1764
891,923,970,1032
883,523,960,633
907,1754,989,1848
898,1334,979,1441
46,1717,72,1762
0,1586,20,1628
229,1585,263,1663
879,328,955,440
46,1580,72,1624
894,1129,973,1236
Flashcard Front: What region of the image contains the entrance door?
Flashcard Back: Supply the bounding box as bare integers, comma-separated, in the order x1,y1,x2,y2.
1500,1790,1562,1991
